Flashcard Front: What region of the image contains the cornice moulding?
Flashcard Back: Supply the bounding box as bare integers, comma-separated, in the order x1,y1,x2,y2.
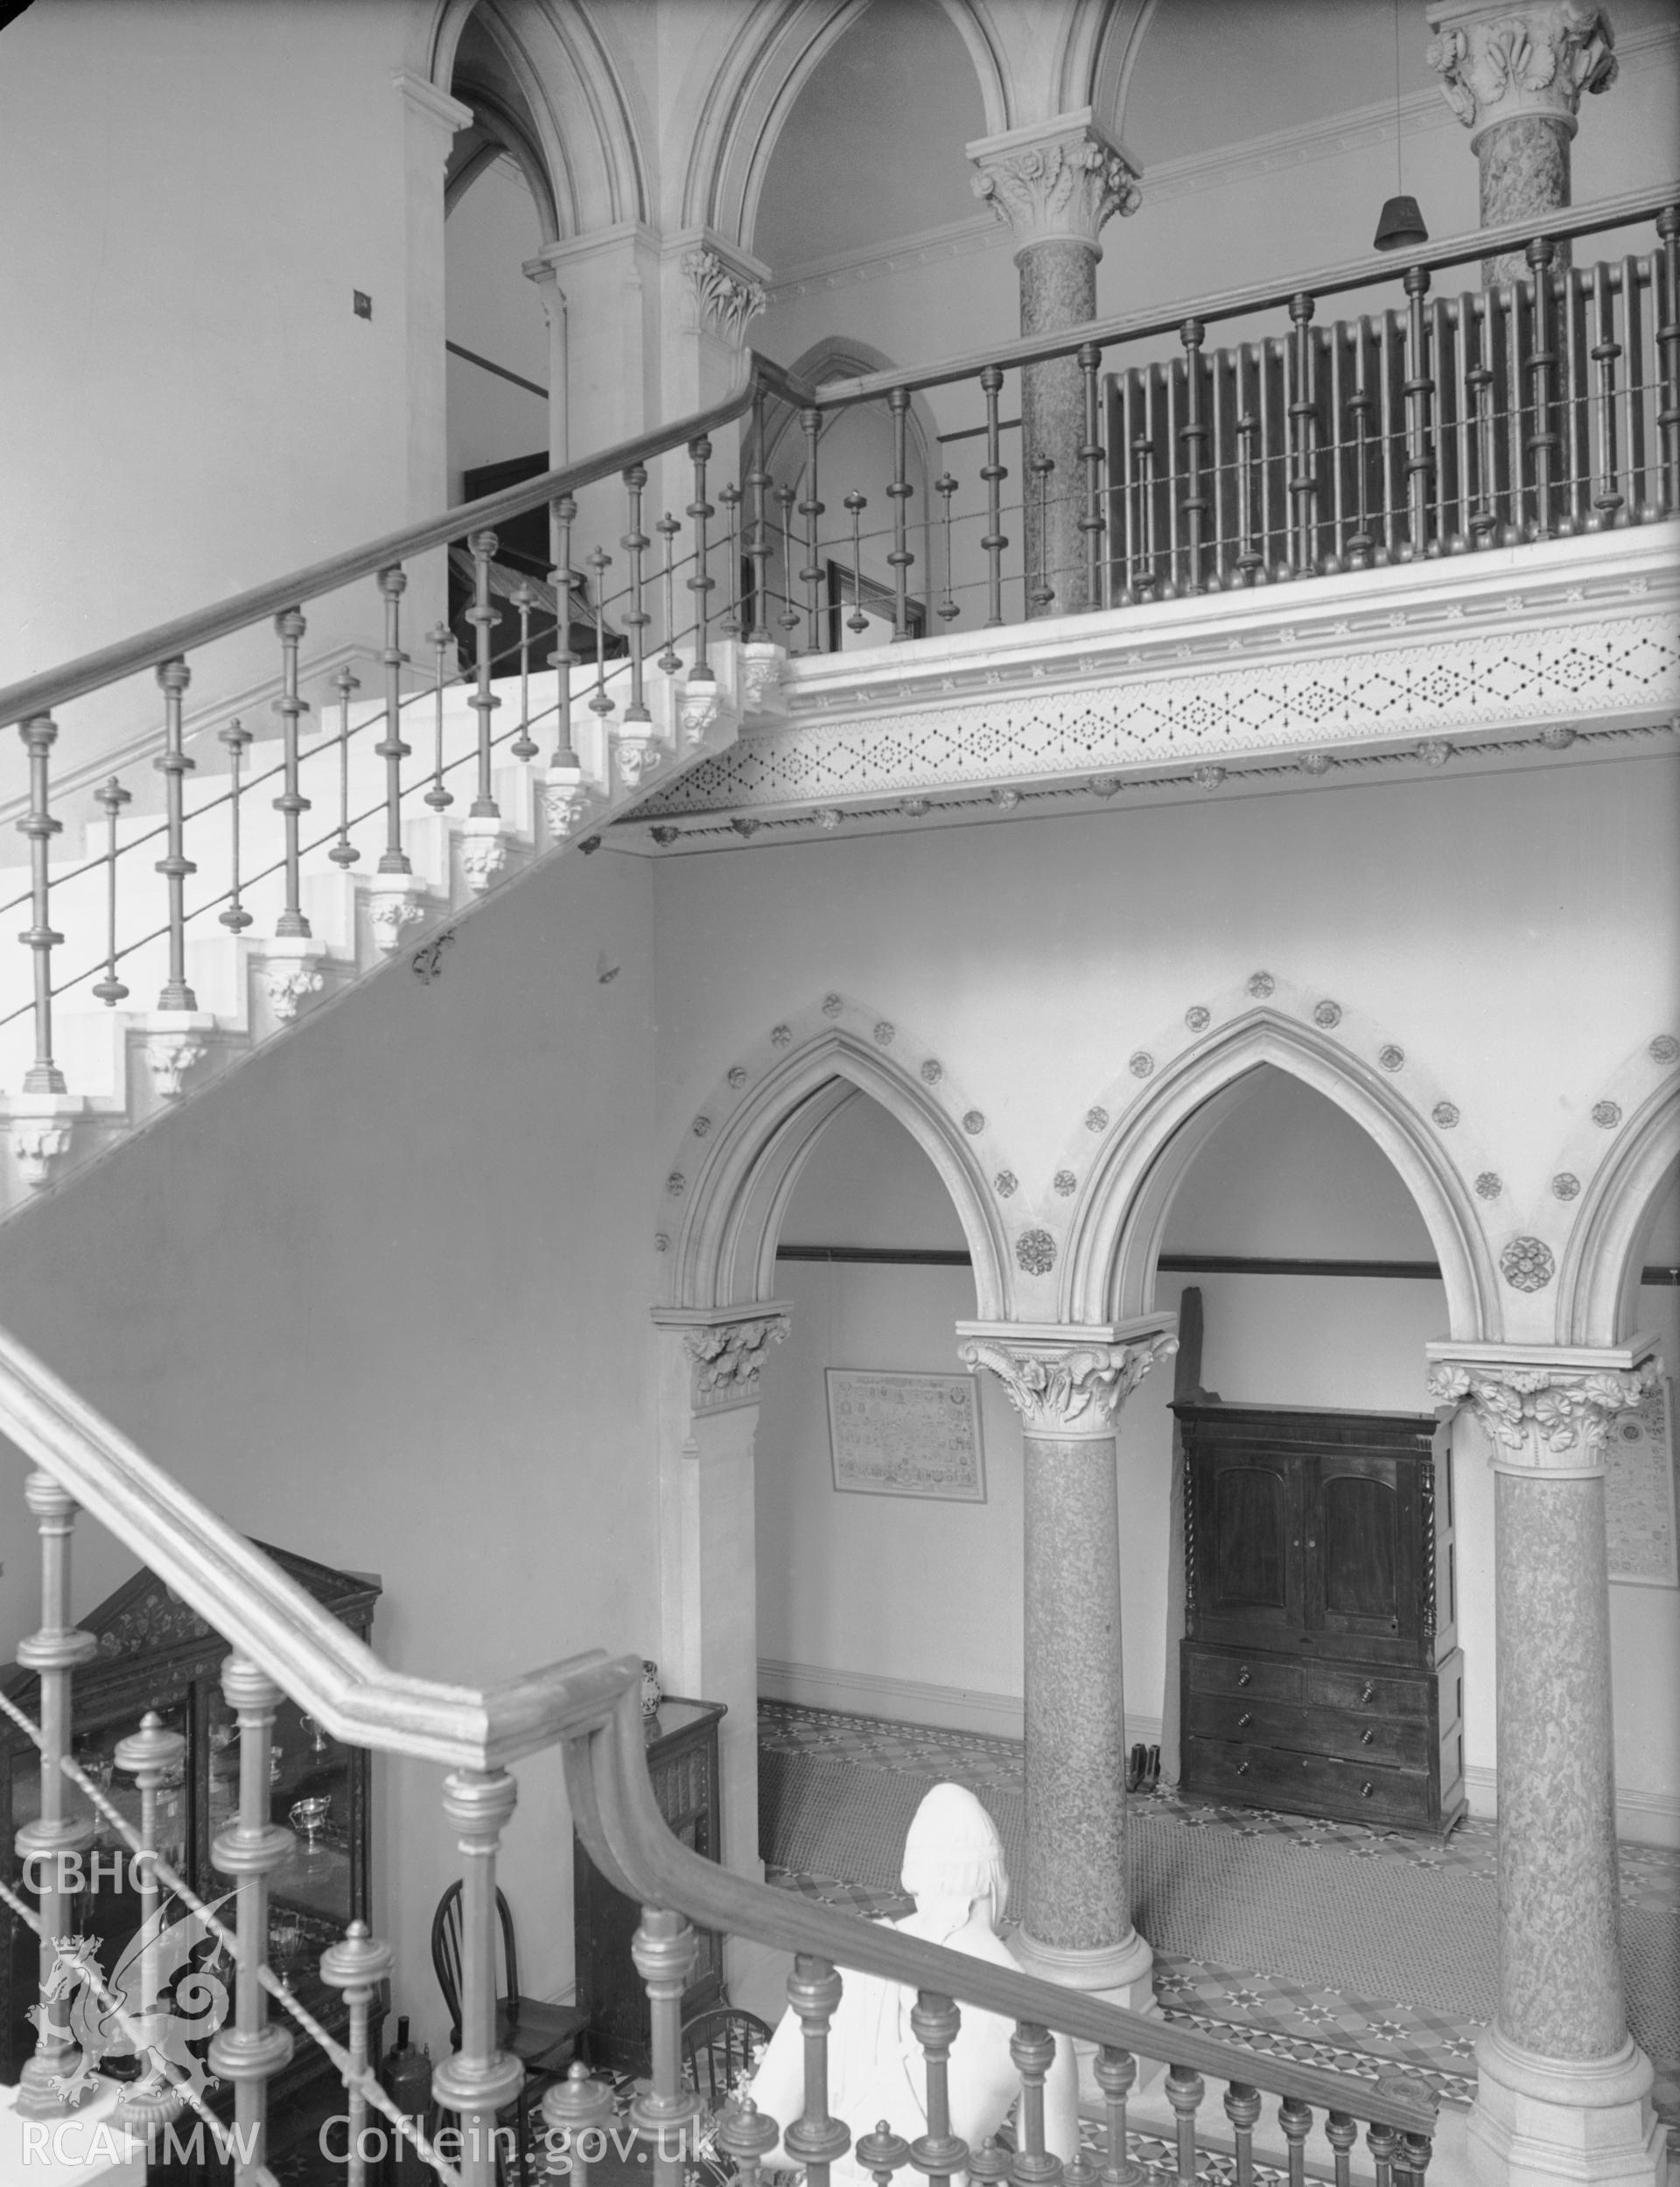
393,71,474,138
536,221,661,275
1424,1334,1661,1375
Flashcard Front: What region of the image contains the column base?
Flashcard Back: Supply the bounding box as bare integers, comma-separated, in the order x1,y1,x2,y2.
1468,2027,1667,2187
1011,1925,1163,2099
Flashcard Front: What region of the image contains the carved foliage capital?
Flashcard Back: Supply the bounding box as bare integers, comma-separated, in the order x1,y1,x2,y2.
1428,1356,1658,1466
682,1313,791,1411
971,130,1142,252
958,1333,1176,1436
681,248,767,347
1424,4,1618,138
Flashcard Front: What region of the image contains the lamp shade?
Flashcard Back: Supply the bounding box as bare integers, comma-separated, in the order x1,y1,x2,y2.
1374,194,1429,251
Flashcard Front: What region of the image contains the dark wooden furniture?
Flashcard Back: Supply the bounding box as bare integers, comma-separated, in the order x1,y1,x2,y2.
1177,1402,1466,1834
573,1698,725,2071
0,1545,381,2120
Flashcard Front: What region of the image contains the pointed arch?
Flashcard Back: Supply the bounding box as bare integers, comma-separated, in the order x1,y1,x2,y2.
667,1027,1010,1318
1059,1008,1499,1342
1555,1079,1680,1346
1054,0,1159,137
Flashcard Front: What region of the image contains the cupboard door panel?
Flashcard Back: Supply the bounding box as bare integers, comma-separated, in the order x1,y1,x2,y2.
1321,1471,1397,1619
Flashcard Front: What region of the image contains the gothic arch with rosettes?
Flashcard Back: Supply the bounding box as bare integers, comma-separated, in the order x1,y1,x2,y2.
1554,1074,1680,1347
659,1001,1011,1318
1055,993,1502,1343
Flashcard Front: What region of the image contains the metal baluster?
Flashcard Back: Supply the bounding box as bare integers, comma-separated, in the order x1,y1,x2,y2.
375,570,412,872
114,1710,189,2134
970,2137,1012,2187
844,494,869,634
887,385,914,640
1589,259,1625,529
1467,297,1497,547
784,1955,850,2187
800,407,824,650
1095,2046,1139,2187
1235,389,1262,586
1621,255,1653,520
1378,312,1402,561
431,1770,522,2187
156,656,200,1000
1165,2066,1201,2187
686,445,715,683
93,775,133,999
320,1922,395,2187
632,1908,704,2187
621,470,653,728
270,614,312,936
550,494,581,766
1560,269,1592,533
1078,340,1105,608
909,1993,968,2187
1368,2120,1400,2187
543,2062,615,2187
980,365,1007,627
1279,2095,1312,2187
1010,2022,1061,2187
206,1658,295,2180
1525,238,1558,539
1656,207,1680,514
1402,265,1437,557
656,515,682,674
718,481,743,636
721,2098,782,2187
588,548,614,718
1401,2128,1435,2187
746,389,771,642
509,580,539,757
1224,2084,1260,2187
1288,292,1319,574
424,622,454,811
467,530,503,817
15,718,64,1093
1431,298,1454,550
777,484,802,639
1030,454,1056,613
1180,319,1208,594
329,665,360,866
12,1474,97,2117
1348,321,1376,567
1325,2111,1357,2187
930,471,961,625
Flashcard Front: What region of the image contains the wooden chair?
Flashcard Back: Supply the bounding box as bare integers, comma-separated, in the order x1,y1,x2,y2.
681,2005,775,2113
431,1881,589,2183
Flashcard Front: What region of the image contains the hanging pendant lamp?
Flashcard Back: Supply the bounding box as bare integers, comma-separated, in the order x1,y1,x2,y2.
1374,0,1429,251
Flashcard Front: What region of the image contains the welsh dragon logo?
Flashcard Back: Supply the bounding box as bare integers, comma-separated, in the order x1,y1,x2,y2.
27,1892,234,2105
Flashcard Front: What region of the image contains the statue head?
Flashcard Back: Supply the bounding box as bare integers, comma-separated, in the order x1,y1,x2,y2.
900,1783,1009,1938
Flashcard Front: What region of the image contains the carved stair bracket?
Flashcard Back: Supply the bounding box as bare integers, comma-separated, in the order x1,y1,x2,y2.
142,1014,214,1102
1427,1349,1660,1470
256,948,328,1027
738,644,788,721
957,1328,1179,1437
366,881,430,957
9,1104,80,1192
614,735,662,792
542,769,592,843
677,679,731,751
682,1313,791,1412
458,816,509,896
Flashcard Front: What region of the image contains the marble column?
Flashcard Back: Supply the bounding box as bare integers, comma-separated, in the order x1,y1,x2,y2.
1425,4,1620,283
970,112,1142,619
1426,1335,1666,2187
956,1317,1176,2005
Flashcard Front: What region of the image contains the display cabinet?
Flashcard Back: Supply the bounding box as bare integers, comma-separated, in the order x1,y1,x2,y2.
0,1545,381,2113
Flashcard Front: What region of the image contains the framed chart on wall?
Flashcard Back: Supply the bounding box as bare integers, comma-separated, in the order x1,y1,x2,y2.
826,1369,986,1503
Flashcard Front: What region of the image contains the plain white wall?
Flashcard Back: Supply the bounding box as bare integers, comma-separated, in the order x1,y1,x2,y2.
445,156,551,493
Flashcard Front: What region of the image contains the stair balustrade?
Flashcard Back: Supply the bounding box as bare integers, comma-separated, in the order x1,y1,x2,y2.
0,1328,1441,2187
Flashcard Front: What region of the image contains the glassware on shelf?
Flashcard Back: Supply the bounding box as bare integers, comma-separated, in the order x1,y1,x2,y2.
299,1713,331,1758
289,1794,332,1853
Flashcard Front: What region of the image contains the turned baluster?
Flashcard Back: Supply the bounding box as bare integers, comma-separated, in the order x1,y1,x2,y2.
430,1770,522,2187
588,548,614,718
1179,319,1208,594
16,716,65,1091
844,494,870,635
375,569,413,872
1165,2064,1202,2187
655,515,682,674
1278,2094,1312,2187
1402,265,1437,557
1224,2083,1261,2187
746,388,772,642
114,1709,189,2132
321,1923,396,2187
1368,2119,1400,2187
328,665,360,867
1588,259,1625,529
1009,2022,1062,2187
783,1955,850,2187
424,622,454,811
621,468,653,728
1287,292,1320,575
969,2136,1012,2187
1466,298,1497,548
777,483,802,638
543,2061,615,2187
687,443,716,683
207,1658,295,2181
93,773,133,999
271,613,312,935
13,1475,97,2117
1347,321,1376,567
1656,206,1680,514
1235,400,1262,586
466,530,502,817
1524,238,1559,539
800,406,825,650
156,656,200,999
1325,2111,1358,2187
887,384,915,640
718,481,743,637
720,2096,782,2187
1401,2128,1435,2187
909,1992,968,2187
509,579,539,757
550,493,581,766
979,365,1008,627
1078,340,1105,608
1095,2045,1140,2187
630,1906,702,2187
1030,454,1056,613
934,472,960,622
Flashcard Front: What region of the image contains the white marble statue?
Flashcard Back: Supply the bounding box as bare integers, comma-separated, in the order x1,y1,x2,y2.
747,1784,1081,2183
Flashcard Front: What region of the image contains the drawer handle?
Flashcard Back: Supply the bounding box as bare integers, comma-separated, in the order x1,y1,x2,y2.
1236,1761,1250,1776
1361,1782,1375,1798
1359,1683,1376,1705
1238,1712,1253,1729
1237,1669,1252,1688
1361,1728,1375,1746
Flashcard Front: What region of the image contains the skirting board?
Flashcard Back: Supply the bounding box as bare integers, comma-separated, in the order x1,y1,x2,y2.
1463,1763,1680,1848
758,1657,1160,1754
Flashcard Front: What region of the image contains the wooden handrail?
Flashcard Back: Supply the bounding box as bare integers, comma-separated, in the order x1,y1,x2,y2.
0,355,815,733
565,1682,1440,2135
814,184,1680,405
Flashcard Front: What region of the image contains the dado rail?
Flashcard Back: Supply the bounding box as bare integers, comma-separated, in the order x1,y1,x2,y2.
0,1326,1439,2187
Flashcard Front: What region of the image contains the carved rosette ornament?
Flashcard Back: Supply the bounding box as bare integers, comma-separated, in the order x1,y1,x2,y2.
1427,1354,1660,1472
682,1313,791,1412
1425,2,1617,144
680,248,768,348
958,1330,1179,1440
970,121,1143,253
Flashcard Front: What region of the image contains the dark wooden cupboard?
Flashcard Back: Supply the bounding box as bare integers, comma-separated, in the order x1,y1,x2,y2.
1177,1402,1466,1834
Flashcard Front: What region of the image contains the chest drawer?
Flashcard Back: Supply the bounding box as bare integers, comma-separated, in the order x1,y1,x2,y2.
1306,1665,1431,1717
1185,1736,1434,1828
1188,1693,1429,1769
1186,1651,1304,1703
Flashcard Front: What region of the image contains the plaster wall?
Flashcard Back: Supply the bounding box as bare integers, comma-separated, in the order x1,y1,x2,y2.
0,845,661,2042
445,157,552,492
